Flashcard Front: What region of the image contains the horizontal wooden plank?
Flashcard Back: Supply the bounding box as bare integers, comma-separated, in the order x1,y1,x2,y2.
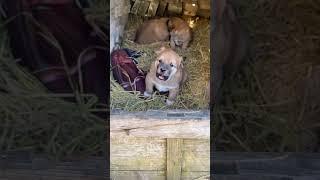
182,139,210,172
110,170,211,180
110,136,166,171
110,110,209,139
181,171,210,180
111,170,165,180
111,118,209,139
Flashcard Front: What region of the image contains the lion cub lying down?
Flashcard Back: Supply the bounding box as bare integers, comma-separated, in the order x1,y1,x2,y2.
144,47,187,105
134,18,170,44
135,17,192,49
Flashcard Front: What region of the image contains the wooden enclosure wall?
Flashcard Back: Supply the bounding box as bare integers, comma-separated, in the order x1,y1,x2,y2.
130,0,210,18
110,110,210,180
110,0,130,52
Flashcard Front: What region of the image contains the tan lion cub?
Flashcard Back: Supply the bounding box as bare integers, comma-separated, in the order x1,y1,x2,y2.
134,18,170,44
144,47,187,105
168,17,192,49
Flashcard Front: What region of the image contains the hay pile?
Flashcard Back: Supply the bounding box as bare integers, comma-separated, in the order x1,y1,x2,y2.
111,15,210,111
214,0,320,152
0,0,107,159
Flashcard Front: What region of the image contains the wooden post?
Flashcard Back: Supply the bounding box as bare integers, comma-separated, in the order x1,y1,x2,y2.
166,138,183,180
156,0,168,16
147,0,160,17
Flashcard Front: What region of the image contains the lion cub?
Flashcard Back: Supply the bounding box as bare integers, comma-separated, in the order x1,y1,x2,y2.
168,17,192,49
134,18,170,44
144,47,187,105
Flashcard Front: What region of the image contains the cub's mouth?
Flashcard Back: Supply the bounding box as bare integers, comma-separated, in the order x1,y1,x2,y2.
156,73,169,81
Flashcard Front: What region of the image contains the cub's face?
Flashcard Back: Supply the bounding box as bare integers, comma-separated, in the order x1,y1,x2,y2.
154,47,183,81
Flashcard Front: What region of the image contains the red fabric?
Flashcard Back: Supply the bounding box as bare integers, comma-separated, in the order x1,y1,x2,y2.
111,49,146,94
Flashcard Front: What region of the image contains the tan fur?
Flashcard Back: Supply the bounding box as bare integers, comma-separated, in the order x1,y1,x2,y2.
135,18,170,44
168,17,192,49
144,47,187,105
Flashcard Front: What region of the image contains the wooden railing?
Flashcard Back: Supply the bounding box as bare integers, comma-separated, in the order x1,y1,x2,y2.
110,110,210,180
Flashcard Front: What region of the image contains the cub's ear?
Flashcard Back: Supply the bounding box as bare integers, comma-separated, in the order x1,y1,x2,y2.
155,46,167,55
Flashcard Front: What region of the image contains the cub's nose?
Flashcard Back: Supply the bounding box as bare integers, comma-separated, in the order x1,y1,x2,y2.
160,68,166,72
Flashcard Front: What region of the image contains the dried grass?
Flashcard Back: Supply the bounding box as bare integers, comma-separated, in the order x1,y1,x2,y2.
0,0,108,159
214,0,320,152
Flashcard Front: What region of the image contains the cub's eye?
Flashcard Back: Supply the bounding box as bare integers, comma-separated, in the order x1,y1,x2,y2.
170,63,174,67
159,60,162,63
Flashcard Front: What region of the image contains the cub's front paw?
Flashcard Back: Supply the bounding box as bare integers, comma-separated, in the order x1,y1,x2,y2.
166,99,175,106
144,91,152,98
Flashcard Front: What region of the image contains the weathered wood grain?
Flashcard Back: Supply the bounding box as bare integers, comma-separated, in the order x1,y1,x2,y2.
110,137,210,179
110,110,210,139
110,136,166,171
146,0,160,17
138,1,150,16
131,0,142,14
166,139,183,180
181,172,210,180
110,0,129,52
110,110,210,179
110,170,165,180
110,118,209,139
156,0,167,16
182,139,210,172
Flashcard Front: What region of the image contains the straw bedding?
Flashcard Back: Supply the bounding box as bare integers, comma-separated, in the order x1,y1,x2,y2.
110,15,210,111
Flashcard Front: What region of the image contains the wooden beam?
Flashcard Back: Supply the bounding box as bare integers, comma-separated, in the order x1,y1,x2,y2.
110,110,210,139
138,1,150,16
111,170,166,180
156,0,168,16
166,139,183,180
147,0,160,17
131,0,142,14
